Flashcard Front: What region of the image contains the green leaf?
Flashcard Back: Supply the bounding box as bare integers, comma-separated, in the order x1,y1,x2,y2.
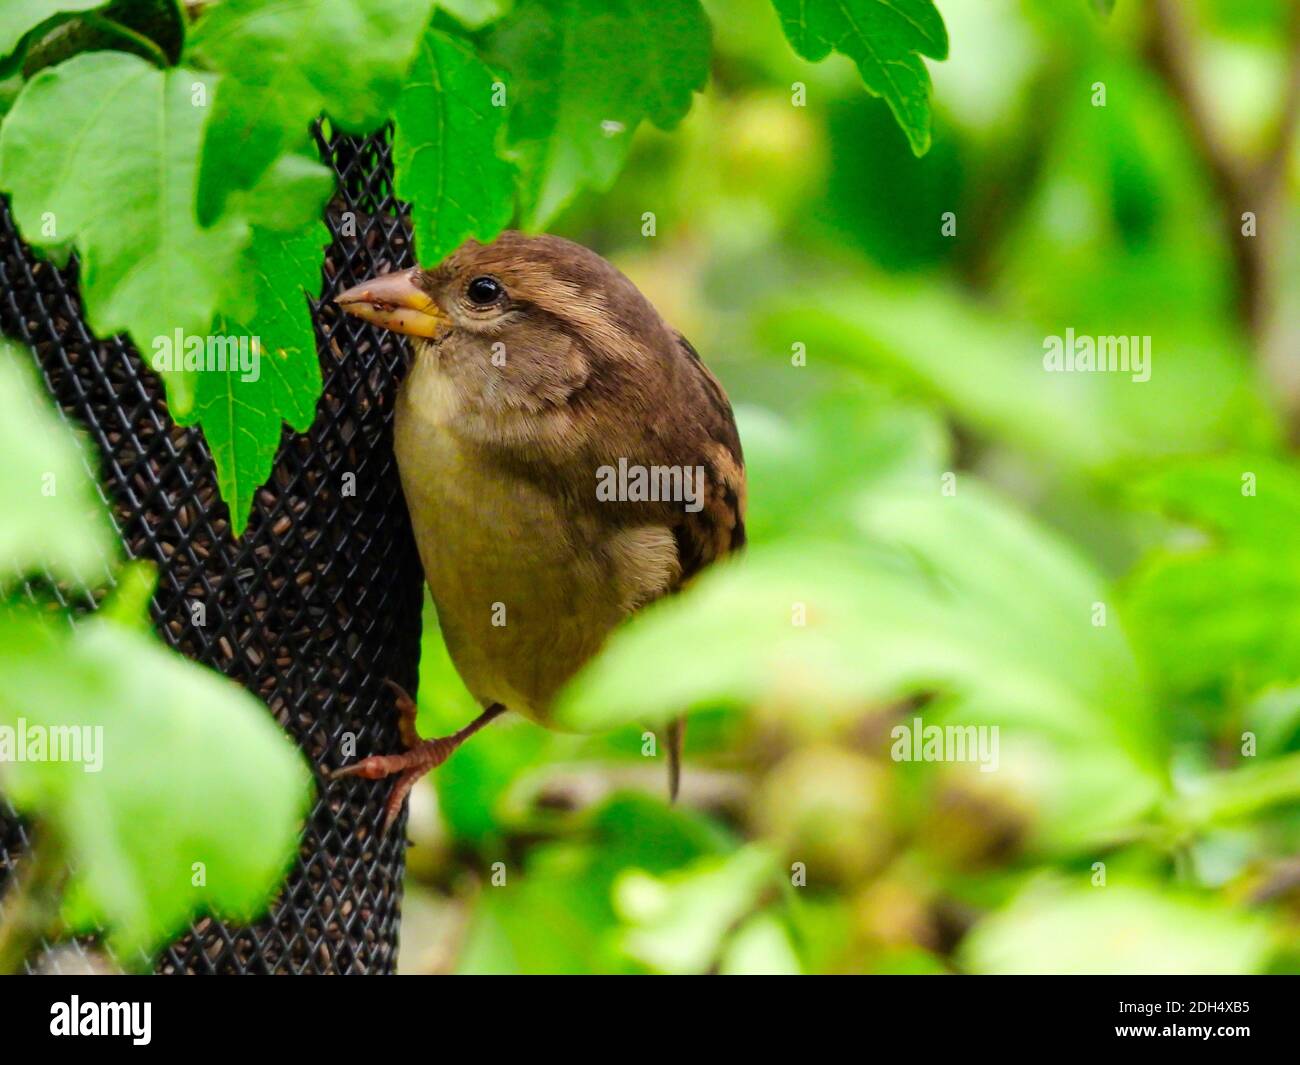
0,50,333,527
760,279,1269,475
614,845,778,974
436,0,511,31
555,479,1164,850
961,880,1275,975
737,390,948,547
455,795,732,973
394,26,515,264
0,51,248,417
176,151,333,536
0,72,21,116
188,0,437,224
0,0,101,64
718,911,802,975
226,151,336,236
558,484,1142,738
0,604,312,963
769,0,948,155
1124,457,1300,702
13,1,185,76
1130,455,1300,548
1170,751,1300,832
0,339,116,587
182,218,329,534
94,559,155,632
483,0,711,228
0,340,308,961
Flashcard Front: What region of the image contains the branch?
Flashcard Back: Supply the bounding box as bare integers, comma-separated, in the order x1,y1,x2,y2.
1259,1,1300,201
1143,0,1266,332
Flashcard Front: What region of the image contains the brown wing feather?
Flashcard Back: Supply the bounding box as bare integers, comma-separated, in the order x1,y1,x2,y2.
667,334,746,589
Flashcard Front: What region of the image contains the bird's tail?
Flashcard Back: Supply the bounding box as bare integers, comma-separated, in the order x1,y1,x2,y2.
667,715,687,802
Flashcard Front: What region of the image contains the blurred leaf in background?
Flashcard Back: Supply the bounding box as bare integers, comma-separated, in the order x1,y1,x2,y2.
0,339,312,969
1126,456,1300,714
961,878,1275,975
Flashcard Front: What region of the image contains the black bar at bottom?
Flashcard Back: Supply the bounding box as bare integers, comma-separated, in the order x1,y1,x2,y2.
0,973,1292,1053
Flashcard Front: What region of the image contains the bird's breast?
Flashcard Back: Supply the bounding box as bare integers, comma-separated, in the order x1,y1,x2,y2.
393,357,637,727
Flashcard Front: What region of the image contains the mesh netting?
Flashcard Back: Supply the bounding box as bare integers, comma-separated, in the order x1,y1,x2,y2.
0,124,423,974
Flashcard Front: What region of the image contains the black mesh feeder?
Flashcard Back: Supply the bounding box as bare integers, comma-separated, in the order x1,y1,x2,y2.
0,125,423,974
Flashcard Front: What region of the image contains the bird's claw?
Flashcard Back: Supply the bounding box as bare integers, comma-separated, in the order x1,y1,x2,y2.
328,682,504,834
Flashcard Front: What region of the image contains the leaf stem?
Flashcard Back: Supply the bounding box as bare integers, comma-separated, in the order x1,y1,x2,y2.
79,14,172,69
1167,750,1300,833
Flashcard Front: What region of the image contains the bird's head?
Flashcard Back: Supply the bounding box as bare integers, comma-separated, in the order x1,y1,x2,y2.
334,231,681,460
334,231,673,417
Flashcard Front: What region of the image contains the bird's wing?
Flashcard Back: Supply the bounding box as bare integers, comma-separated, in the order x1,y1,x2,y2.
660,335,745,801
666,333,747,590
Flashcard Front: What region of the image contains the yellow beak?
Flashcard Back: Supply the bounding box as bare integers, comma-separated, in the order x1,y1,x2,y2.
334,268,448,338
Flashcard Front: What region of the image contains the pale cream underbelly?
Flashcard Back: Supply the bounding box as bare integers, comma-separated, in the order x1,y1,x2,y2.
393,378,631,726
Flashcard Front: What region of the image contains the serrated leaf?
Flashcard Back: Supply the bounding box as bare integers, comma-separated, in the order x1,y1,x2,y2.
769,0,947,155
0,339,116,588
0,51,248,416
0,597,312,963
394,27,515,264
184,220,328,535
483,0,710,228
188,0,437,224
0,49,332,528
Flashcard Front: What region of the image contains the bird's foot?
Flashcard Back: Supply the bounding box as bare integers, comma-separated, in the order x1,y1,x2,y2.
328,683,505,832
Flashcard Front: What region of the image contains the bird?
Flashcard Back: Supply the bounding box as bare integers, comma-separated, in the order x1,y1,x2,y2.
330,231,746,830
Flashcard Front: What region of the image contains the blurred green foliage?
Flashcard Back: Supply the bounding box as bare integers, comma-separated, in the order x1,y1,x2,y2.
2,0,1298,977
398,0,1300,975
0,341,312,969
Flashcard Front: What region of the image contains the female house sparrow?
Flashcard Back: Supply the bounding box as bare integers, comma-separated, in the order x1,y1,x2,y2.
331,232,746,828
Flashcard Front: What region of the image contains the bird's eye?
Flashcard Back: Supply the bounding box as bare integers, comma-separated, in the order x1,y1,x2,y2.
466,276,503,305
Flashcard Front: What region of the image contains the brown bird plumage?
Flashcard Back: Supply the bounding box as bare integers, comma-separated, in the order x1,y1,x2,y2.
332,231,745,827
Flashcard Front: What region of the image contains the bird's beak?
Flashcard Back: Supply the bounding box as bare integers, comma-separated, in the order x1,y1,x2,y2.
333,268,448,338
